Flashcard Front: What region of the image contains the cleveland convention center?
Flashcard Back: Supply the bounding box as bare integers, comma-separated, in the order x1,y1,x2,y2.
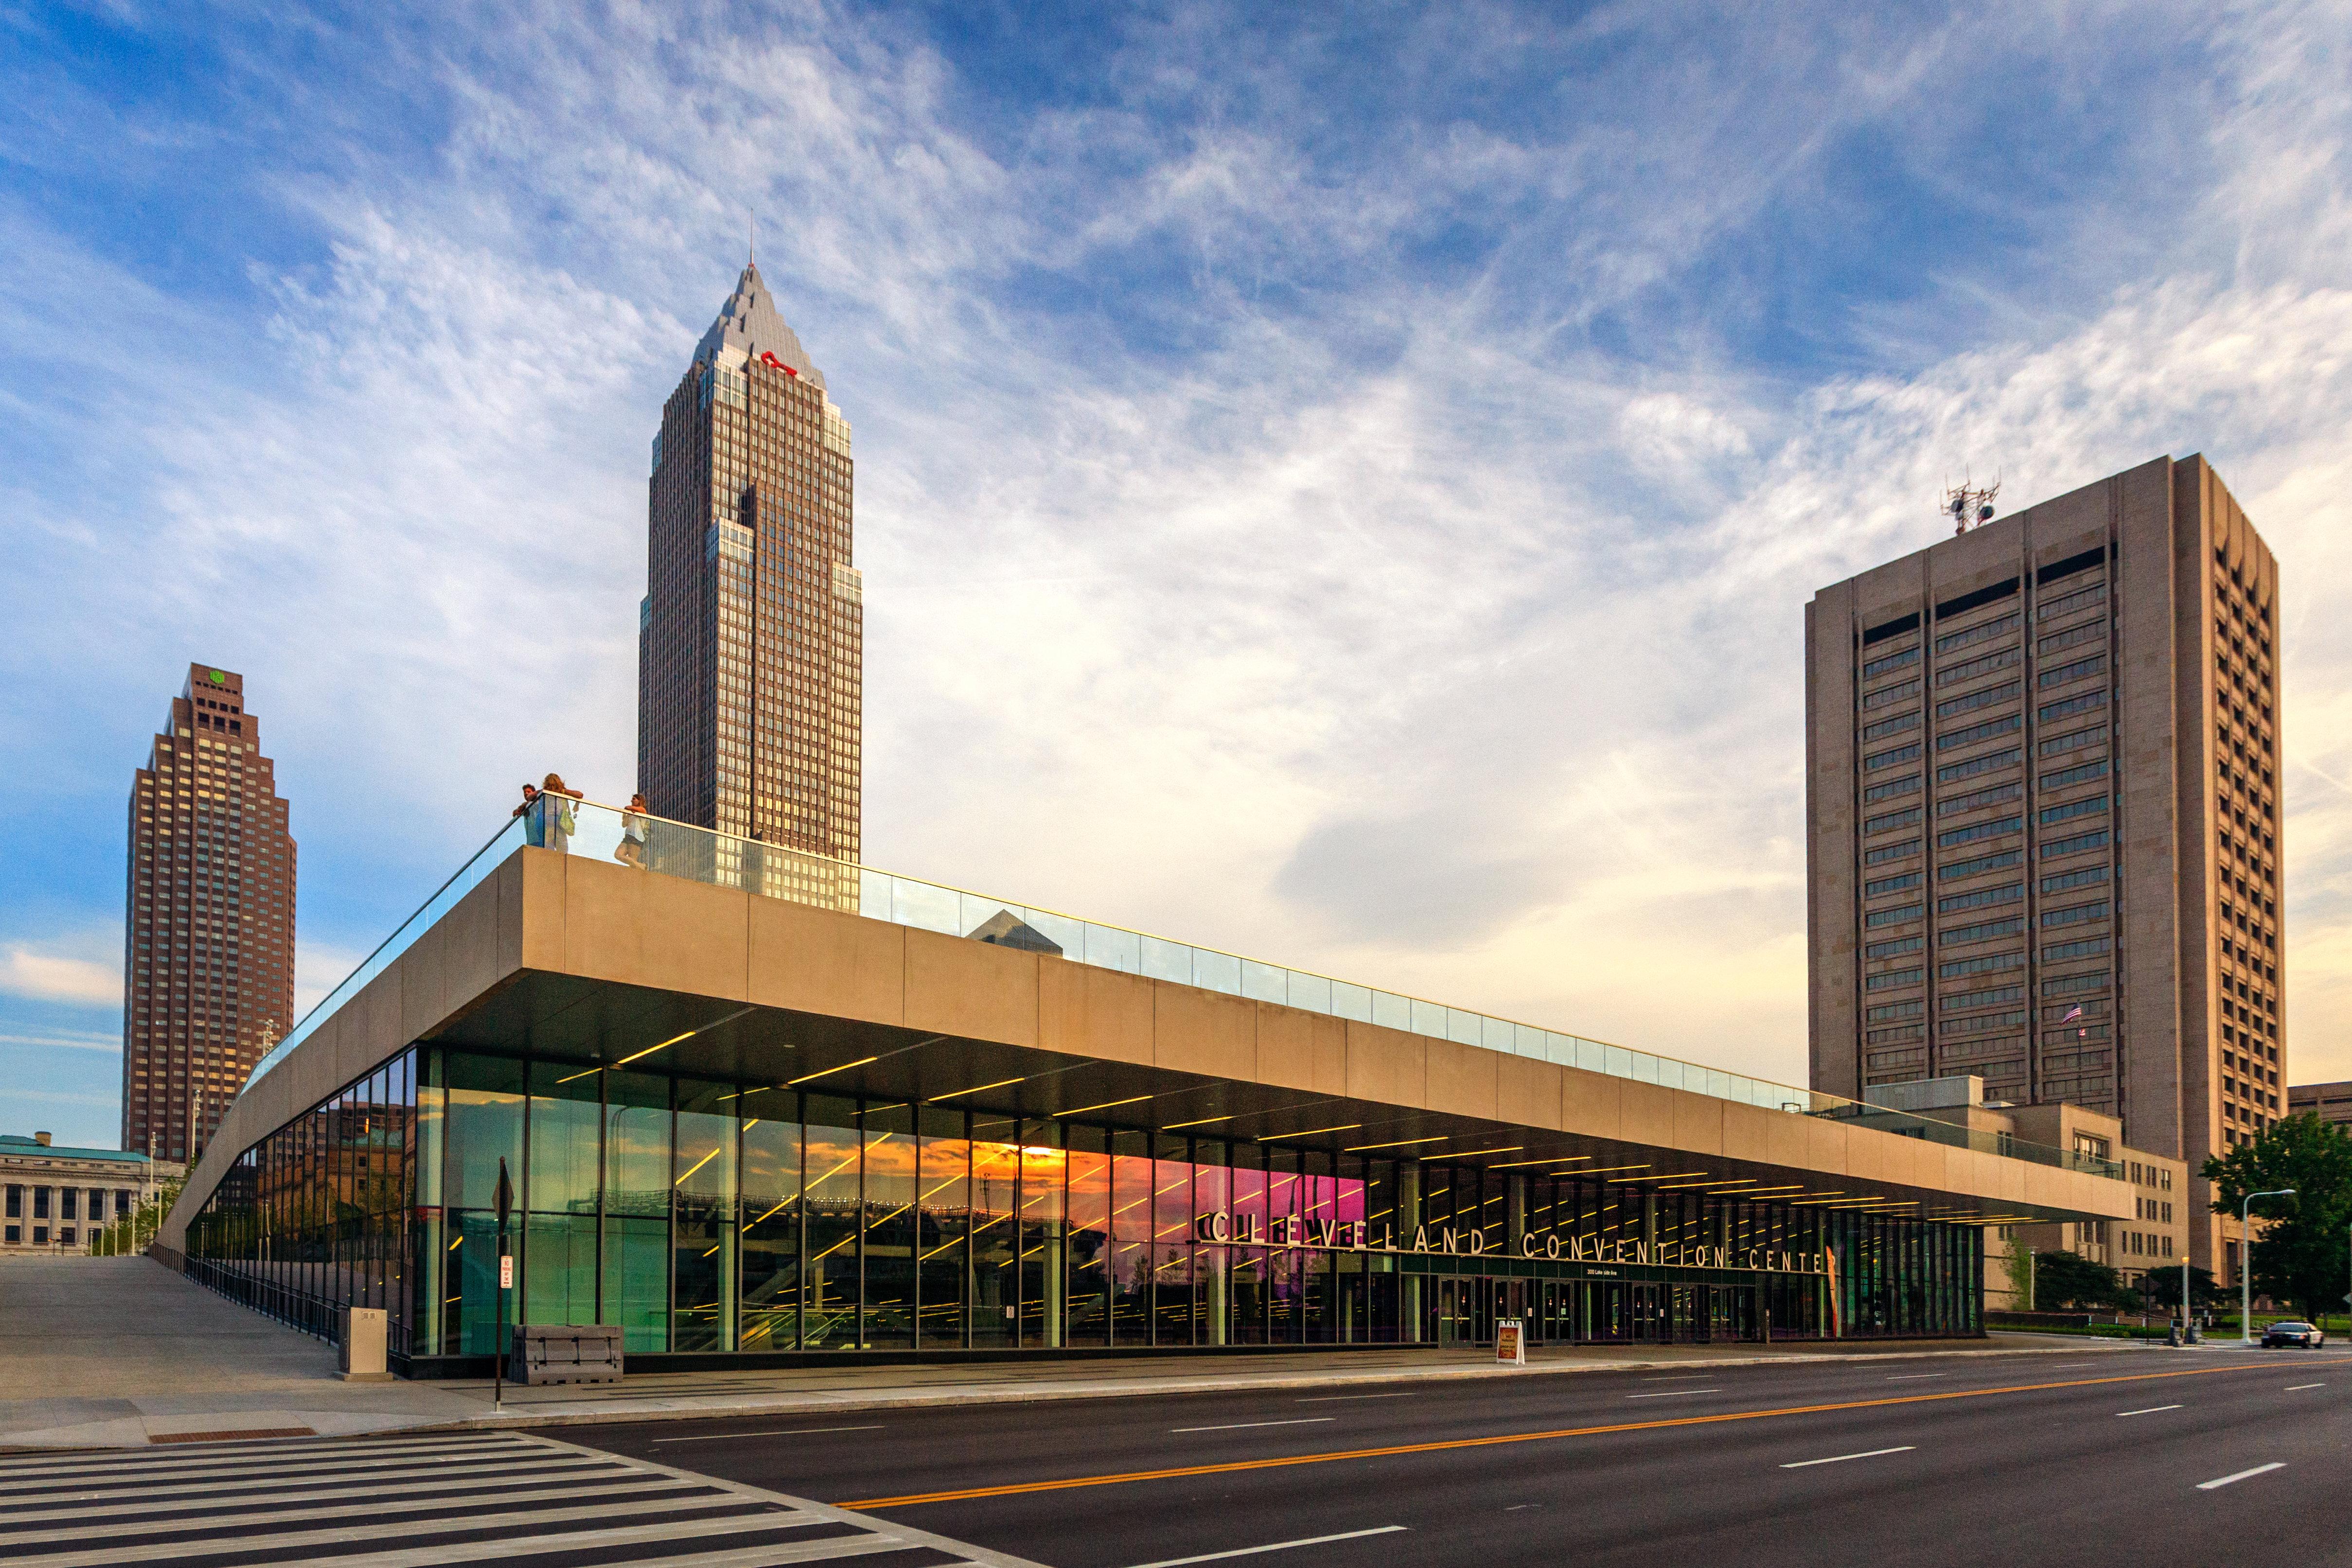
159,801,2133,1376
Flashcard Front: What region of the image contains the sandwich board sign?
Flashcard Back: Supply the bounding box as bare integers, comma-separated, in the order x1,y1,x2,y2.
1496,1317,1526,1366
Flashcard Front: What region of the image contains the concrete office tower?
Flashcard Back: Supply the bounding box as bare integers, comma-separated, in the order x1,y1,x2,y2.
1806,457,2283,1274
638,261,862,891
123,666,297,1162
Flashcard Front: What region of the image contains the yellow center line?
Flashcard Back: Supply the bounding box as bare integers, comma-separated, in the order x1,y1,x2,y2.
838,1362,2267,1510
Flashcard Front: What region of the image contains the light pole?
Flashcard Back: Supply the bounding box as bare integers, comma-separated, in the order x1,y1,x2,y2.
2242,1188,2296,1344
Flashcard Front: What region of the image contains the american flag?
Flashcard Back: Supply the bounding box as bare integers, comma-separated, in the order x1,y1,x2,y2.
2062,1004,2086,1039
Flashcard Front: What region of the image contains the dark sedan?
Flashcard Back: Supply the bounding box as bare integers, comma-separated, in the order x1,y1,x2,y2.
2261,1320,2328,1348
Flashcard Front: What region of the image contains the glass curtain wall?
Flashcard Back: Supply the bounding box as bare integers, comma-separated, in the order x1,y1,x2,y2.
183,1049,418,1355
185,1044,1984,1362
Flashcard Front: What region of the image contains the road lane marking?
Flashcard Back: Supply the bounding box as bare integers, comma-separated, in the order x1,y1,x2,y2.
2285,1383,2325,1391
1170,1418,1337,1434
2117,1406,2182,1417
1781,1446,1915,1469
1626,1390,1721,1399
1885,1374,1946,1381
841,1361,2273,1510
1297,1393,1417,1403
2198,1463,2285,1491
651,1425,883,1444
1640,1375,1717,1382
1127,1525,1407,1567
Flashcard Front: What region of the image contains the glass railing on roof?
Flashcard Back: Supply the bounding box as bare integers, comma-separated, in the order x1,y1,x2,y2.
242,793,2122,1183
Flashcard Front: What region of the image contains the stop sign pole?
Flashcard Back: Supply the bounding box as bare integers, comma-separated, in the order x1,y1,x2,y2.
495,1157,513,1411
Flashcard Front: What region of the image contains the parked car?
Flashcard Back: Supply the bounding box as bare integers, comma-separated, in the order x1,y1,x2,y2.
2260,1321,2327,1348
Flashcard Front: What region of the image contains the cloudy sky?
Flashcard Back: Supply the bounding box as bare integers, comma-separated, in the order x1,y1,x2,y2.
5,1,2351,1149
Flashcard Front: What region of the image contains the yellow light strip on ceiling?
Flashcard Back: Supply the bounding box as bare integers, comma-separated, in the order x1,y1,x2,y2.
1428,1146,1520,1161
1344,1136,1448,1152
1483,1155,1595,1169
1257,1124,1364,1143
1060,1095,1155,1118
786,1055,880,1086
1162,1115,1235,1130
614,1031,697,1068
930,1077,1027,1102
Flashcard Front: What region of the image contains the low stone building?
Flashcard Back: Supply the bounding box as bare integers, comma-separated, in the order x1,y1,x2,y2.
0,1132,176,1252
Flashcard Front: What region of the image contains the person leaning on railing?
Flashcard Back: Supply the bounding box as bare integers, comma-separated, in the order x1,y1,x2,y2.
514,774,583,852
616,793,650,868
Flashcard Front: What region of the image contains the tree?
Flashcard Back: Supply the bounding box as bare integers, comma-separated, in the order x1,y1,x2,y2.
2137,1265,2220,1313
2203,1113,2352,1321
2035,1248,2132,1310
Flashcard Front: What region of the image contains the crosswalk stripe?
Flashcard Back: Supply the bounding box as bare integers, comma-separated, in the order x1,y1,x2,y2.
14,1498,807,1568
0,1444,569,1493
0,1463,653,1525
0,1429,1039,1568
0,1434,538,1477
0,1455,624,1511
297,1525,914,1568
0,1477,714,1544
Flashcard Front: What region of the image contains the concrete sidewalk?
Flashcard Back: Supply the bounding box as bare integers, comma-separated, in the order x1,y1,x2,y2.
0,1256,2145,1450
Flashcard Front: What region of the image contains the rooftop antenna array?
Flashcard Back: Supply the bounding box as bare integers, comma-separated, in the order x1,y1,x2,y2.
1944,476,2000,536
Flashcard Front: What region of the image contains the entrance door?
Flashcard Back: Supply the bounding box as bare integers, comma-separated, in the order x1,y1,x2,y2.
1627,1284,1663,1343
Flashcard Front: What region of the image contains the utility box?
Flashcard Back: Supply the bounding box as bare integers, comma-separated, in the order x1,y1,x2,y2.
509,1324,625,1385
339,1307,390,1381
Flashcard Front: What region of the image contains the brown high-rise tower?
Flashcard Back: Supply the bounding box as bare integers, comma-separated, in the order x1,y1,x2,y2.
638,262,861,890
1805,456,2284,1274
123,666,297,1162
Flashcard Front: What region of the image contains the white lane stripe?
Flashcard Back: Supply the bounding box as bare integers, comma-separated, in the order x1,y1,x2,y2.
653,1425,885,1444
2285,1383,2325,1391
1782,1446,1917,1469
1626,1390,1721,1399
1170,1418,1337,1433
2117,1405,2183,1417
2198,1462,2286,1491
1296,1392,1417,1402
1126,1525,1409,1568
1885,1374,1946,1381
0,1478,710,1546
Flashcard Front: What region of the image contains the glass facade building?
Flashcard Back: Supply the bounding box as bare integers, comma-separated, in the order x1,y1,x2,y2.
187,1044,1982,1371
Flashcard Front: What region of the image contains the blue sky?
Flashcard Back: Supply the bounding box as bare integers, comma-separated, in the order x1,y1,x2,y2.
6,1,2352,1149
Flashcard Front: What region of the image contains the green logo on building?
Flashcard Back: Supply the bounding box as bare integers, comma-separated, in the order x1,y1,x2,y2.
209,670,227,685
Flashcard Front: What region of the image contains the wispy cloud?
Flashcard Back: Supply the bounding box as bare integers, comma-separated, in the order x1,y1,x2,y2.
0,944,120,1007
0,1031,121,1053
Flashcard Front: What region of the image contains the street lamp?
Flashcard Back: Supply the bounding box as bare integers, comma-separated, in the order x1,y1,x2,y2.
2241,1188,2297,1344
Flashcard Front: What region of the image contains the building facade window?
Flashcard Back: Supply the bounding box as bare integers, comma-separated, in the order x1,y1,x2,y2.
182,1045,1984,1364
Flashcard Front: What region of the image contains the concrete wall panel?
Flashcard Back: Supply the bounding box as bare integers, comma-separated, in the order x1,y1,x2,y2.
905,928,1039,1049
1042,960,1154,1067
1496,1055,1566,1132
1155,985,1256,1081
1423,1038,1500,1122
748,896,906,1027
638,867,751,1003
1342,1021,1426,1109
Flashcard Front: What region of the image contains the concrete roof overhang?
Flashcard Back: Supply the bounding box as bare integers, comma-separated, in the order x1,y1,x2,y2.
165,848,2136,1250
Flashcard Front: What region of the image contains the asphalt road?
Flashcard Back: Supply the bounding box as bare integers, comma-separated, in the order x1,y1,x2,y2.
572,1344,2352,1568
